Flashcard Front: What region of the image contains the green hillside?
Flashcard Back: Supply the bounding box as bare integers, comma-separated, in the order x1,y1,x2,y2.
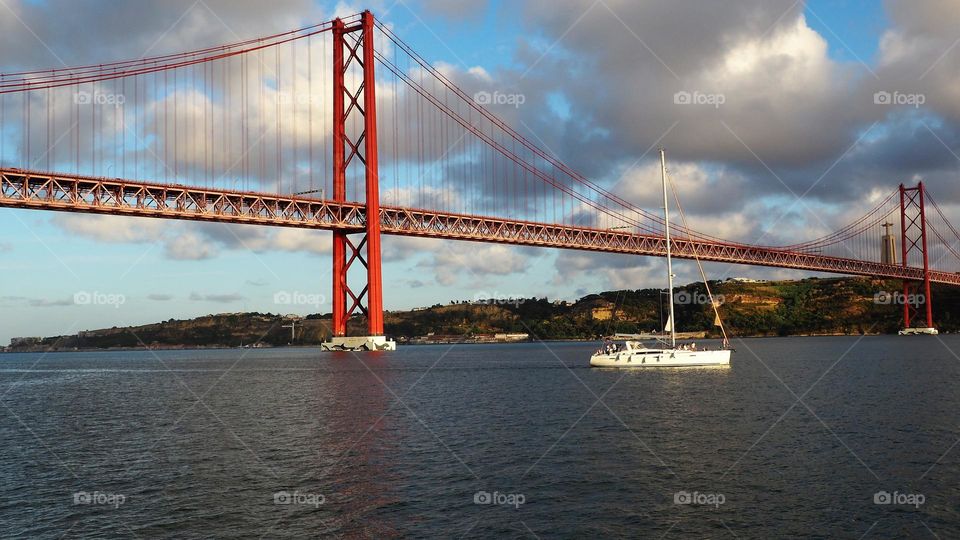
5,277,958,351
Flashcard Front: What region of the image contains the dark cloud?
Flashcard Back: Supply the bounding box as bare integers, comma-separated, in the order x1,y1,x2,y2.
0,0,323,69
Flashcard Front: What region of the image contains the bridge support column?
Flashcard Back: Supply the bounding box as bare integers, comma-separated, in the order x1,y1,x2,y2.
898,182,937,335
323,11,393,351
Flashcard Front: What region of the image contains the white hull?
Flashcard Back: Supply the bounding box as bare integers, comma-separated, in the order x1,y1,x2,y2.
590,347,730,368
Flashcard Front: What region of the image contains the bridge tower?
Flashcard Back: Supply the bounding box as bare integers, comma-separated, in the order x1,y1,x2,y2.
899,182,937,335
321,11,394,351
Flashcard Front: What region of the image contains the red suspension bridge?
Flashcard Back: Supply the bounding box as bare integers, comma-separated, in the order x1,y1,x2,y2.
1,11,958,344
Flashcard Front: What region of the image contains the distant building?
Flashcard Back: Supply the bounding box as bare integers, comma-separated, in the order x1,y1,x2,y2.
723,277,767,284
494,333,529,341
9,337,41,347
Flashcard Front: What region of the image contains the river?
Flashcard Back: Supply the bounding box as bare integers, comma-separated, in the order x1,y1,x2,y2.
1,336,958,537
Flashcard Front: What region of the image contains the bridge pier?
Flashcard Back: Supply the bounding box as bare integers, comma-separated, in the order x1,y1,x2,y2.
323,11,394,351
899,182,937,335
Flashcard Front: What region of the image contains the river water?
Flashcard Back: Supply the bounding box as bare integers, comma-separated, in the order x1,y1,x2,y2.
1,336,958,538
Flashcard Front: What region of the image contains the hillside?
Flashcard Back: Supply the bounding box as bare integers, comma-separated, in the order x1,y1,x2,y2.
5,277,959,352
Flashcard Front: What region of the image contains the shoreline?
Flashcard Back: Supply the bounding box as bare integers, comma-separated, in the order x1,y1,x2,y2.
0,331,924,354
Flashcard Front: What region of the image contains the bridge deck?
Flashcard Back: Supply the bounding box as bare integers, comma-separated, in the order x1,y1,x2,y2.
3,168,957,285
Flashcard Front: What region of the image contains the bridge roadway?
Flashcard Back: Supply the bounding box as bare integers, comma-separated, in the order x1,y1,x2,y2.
3,168,957,285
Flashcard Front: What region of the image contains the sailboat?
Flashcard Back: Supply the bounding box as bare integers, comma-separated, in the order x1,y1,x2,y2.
590,148,732,368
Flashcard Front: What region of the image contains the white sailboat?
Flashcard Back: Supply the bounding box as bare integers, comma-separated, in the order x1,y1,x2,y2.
590,148,732,368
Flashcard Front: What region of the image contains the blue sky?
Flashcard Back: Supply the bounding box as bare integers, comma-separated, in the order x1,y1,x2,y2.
1,0,957,344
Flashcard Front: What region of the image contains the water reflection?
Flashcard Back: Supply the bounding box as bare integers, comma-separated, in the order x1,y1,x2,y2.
319,352,402,537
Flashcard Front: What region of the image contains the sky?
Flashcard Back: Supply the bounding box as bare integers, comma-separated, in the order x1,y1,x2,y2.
1,0,959,344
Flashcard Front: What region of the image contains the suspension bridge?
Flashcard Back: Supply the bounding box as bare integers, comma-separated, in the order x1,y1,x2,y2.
1,11,957,348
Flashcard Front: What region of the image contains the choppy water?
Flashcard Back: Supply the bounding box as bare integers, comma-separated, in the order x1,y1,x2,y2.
1,336,959,538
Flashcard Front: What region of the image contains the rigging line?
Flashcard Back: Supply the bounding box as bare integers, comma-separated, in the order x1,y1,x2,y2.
666,170,730,346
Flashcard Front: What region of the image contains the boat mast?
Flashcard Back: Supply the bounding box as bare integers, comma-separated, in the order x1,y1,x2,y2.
660,147,676,349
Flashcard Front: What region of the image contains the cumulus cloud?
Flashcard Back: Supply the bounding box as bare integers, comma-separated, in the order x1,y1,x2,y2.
8,0,960,296
422,243,536,286
164,232,218,261
48,214,332,260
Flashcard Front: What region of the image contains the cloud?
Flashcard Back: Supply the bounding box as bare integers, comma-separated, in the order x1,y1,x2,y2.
9,0,960,299
1,295,74,307
420,243,537,286
29,297,75,307
48,214,332,261
164,232,218,261
147,294,174,301
51,215,165,243
0,0,325,69
0,242,12,252
189,292,245,303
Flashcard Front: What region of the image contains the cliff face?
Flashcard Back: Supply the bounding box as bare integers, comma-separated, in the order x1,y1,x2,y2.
6,277,959,351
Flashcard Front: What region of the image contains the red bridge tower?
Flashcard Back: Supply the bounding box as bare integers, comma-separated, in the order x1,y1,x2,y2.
899,182,937,335
321,11,394,351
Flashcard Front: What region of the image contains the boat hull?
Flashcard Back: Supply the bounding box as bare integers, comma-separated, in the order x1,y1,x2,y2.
590,348,730,368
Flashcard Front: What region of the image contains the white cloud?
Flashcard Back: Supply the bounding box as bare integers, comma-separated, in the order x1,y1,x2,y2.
164,232,217,261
